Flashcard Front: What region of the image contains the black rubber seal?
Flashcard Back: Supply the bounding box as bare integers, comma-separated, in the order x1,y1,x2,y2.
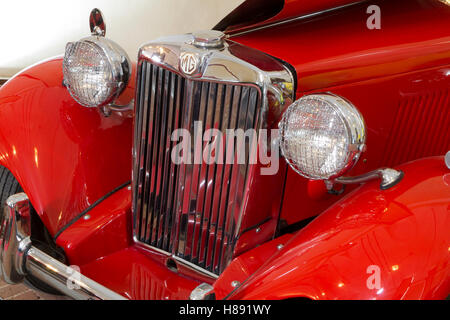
53,180,131,240
236,216,272,239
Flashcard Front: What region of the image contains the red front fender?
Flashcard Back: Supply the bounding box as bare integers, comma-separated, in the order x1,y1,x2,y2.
225,157,450,300
0,58,134,236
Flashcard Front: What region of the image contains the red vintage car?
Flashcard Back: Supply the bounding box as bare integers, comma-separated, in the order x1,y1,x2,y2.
0,0,449,300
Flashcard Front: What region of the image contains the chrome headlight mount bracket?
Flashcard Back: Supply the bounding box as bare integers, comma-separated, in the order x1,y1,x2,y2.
326,168,405,192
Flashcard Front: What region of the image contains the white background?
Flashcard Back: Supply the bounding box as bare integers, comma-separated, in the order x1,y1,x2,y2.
0,0,243,78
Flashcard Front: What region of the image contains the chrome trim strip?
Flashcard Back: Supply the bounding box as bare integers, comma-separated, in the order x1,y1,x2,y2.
445,151,450,169
227,1,361,38
26,247,126,300
172,255,219,280
133,238,219,279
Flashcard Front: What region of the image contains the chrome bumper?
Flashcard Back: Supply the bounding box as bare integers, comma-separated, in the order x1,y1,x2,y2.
0,193,126,300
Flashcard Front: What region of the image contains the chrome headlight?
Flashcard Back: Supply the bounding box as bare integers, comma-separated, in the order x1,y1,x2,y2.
63,37,131,108
279,93,366,180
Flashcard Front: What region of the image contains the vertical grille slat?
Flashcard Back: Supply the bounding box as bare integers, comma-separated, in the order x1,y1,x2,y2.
134,61,261,275
216,86,239,271
201,83,224,269
167,75,186,252
220,86,256,268
209,84,232,272
155,70,173,247
190,82,211,262
172,78,191,257
197,83,219,268
145,65,160,244
149,67,165,245
138,63,153,242
177,80,196,258
195,82,216,265
133,63,144,238
159,72,177,249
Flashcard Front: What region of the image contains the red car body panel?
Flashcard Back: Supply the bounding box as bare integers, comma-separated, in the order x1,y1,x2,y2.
231,0,450,224
226,157,450,300
0,58,134,236
0,0,448,300
58,157,450,300
80,246,201,300
231,0,450,92
55,186,132,266
280,65,450,224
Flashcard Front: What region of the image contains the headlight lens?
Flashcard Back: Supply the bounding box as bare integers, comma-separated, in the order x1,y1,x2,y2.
279,94,365,180
63,37,130,108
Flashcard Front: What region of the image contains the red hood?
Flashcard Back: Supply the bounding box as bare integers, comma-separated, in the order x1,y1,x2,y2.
216,0,364,33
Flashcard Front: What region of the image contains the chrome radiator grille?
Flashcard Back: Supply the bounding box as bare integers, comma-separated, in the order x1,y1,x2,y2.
133,60,261,275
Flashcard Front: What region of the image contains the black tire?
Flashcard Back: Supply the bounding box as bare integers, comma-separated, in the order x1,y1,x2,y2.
0,165,23,208
0,165,64,295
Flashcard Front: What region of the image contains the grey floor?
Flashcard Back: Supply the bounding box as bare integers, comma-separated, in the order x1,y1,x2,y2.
0,278,68,300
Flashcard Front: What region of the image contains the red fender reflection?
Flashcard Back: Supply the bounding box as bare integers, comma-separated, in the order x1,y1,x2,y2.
0,58,134,236
224,157,450,300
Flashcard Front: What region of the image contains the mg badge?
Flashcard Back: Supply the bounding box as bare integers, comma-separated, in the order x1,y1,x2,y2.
180,52,199,75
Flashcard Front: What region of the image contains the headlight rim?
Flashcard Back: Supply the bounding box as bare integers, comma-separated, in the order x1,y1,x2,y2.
63,36,131,108
279,93,366,181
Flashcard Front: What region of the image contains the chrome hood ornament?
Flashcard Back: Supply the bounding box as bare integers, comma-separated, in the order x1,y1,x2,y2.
192,30,225,48
89,8,106,37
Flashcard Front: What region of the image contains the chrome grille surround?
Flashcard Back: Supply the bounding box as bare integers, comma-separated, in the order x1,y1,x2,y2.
133,33,294,277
